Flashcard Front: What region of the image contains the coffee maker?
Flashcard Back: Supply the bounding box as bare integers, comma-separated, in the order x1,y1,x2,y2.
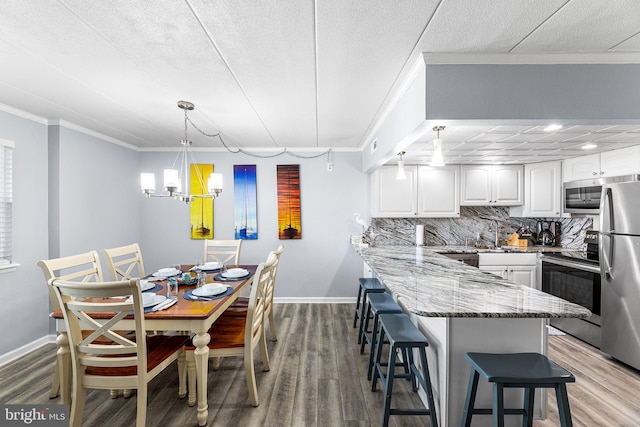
535,221,560,246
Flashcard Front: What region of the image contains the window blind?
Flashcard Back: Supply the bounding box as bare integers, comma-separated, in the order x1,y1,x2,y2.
0,140,13,265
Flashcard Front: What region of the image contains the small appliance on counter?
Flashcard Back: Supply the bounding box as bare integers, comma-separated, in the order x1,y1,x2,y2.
535,221,560,246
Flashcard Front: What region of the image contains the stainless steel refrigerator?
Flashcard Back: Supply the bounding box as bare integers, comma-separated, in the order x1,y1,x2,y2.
599,181,640,370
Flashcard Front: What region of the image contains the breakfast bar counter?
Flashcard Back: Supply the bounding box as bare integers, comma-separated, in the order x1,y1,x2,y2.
353,244,590,427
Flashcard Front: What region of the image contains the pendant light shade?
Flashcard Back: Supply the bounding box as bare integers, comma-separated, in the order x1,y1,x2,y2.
430,126,446,167
396,151,407,180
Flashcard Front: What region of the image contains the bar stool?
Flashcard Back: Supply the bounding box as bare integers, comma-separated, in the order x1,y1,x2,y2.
358,292,402,380
461,352,575,427
353,278,385,344
371,313,439,427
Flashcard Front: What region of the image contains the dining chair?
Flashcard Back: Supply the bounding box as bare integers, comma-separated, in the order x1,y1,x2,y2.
37,251,105,399
185,254,277,407
203,239,242,265
50,277,190,427
102,243,146,281
222,245,284,341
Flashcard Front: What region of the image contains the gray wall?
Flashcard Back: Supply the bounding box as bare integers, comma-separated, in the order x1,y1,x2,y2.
139,150,368,299
0,111,50,356
0,106,369,358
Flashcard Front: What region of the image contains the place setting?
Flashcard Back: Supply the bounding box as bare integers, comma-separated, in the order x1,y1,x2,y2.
128,292,177,312
184,283,233,301
213,267,252,281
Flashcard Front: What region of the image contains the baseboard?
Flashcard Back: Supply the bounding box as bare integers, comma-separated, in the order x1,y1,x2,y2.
0,335,56,367
273,297,356,304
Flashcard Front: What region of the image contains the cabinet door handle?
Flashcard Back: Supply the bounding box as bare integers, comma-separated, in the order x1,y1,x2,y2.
592,171,598,175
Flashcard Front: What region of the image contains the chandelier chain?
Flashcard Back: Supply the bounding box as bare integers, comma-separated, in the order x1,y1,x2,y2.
185,113,332,160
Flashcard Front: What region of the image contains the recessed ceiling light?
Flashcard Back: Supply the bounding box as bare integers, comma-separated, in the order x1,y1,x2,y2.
544,124,563,132
581,143,597,150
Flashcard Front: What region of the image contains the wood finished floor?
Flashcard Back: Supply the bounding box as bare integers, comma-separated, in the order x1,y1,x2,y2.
1,304,639,426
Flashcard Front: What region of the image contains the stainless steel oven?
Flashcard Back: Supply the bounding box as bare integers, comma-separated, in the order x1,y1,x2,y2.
541,254,601,348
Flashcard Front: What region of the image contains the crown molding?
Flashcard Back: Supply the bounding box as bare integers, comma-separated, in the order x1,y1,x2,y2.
50,120,139,151
423,52,640,65
0,103,48,125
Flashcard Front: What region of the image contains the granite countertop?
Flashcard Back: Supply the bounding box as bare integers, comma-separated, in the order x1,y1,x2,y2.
353,245,591,319
425,245,569,254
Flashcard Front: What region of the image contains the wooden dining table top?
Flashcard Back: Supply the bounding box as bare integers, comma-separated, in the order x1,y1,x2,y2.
50,264,257,320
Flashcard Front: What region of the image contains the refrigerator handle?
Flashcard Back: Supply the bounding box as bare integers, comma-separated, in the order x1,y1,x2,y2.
604,187,615,232
599,233,613,279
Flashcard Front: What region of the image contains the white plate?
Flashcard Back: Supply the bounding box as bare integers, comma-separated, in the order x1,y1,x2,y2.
152,268,180,278
193,284,227,297
127,294,166,308
140,280,154,291
222,268,249,278
200,262,222,270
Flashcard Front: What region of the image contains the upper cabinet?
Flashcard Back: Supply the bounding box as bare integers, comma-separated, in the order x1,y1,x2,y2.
510,160,562,218
372,165,460,217
460,165,523,206
563,146,640,182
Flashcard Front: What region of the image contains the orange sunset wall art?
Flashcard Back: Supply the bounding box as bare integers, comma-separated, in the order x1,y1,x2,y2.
277,164,301,239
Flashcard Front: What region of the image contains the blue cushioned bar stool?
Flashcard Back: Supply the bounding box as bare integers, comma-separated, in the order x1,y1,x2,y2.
461,352,575,427
353,278,385,344
358,292,402,380
371,313,438,427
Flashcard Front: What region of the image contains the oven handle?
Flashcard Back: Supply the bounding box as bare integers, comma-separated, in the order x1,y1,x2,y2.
541,256,601,274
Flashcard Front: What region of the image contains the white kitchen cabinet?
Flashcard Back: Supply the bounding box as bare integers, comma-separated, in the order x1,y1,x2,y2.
563,146,640,181
372,165,460,217
372,165,418,217
600,146,640,177
460,165,523,206
479,253,538,289
510,160,562,217
416,165,460,217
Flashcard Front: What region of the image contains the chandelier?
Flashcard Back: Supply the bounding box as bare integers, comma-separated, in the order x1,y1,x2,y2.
140,101,223,203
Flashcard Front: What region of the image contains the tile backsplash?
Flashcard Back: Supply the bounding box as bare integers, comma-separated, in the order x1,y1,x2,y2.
369,207,592,249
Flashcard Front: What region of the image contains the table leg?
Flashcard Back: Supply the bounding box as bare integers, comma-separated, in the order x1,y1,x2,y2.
56,332,71,404
193,332,210,427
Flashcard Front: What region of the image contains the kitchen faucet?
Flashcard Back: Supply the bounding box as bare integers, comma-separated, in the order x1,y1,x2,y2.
490,220,499,248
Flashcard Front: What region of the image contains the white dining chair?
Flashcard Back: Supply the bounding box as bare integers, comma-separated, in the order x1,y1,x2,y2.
203,239,242,265
37,251,105,399
222,245,284,341
185,253,276,407
103,243,146,281
50,277,189,427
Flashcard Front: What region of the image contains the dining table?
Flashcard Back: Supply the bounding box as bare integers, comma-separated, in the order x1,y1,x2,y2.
50,264,257,427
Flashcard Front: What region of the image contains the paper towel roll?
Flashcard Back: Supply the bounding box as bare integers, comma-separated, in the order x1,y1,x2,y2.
416,224,425,246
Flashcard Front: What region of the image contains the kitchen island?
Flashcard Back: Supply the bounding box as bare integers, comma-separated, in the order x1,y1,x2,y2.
353,245,591,427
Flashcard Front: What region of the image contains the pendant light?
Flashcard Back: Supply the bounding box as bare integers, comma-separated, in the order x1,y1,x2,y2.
430,126,445,167
140,101,223,203
396,151,407,180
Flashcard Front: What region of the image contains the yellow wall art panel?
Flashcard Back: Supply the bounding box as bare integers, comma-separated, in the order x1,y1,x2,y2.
190,164,214,240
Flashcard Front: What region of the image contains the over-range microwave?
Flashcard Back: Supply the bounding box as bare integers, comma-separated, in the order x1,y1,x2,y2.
563,174,640,214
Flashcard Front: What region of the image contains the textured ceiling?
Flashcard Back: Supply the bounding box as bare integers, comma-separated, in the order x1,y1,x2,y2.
0,0,639,164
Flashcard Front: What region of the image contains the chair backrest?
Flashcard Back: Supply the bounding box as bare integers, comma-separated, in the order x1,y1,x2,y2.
50,278,147,389
264,245,284,314
203,239,242,265
245,254,277,348
103,243,146,281
37,251,105,311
